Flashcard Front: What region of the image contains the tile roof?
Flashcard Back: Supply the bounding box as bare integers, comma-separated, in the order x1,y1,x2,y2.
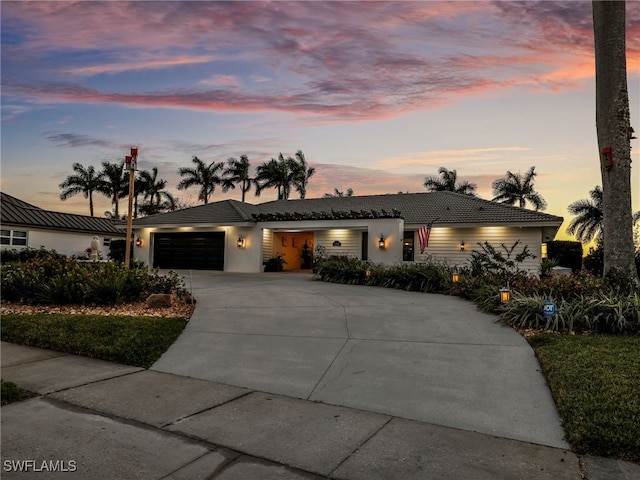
1,192,125,236
133,199,262,226
133,191,563,227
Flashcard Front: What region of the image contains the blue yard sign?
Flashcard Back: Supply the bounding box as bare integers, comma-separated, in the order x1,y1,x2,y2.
543,301,557,318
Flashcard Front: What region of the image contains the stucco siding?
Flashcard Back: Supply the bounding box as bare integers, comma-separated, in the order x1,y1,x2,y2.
4,228,109,258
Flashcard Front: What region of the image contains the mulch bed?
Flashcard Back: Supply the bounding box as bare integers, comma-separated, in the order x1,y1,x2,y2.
0,296,195,320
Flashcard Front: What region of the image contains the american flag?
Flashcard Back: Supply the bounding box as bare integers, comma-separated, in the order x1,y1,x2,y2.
418,222,432,254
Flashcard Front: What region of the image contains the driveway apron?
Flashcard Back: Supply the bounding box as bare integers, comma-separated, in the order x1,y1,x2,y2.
151,271,567,449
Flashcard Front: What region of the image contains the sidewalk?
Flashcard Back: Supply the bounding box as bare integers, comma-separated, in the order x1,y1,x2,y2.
3,342,638,480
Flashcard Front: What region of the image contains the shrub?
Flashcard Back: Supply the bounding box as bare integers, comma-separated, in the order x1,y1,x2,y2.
0,257,192,305
314,255,369,284
1,380,36,406
468,240,536,282
511,271,603,301
367,262,451,293
264,253,286,272
546,240,583,272
0,247,65,264
315,256,453,293
498,292,640,334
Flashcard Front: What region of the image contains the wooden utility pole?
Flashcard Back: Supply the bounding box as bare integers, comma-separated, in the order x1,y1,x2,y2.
124,148,138,268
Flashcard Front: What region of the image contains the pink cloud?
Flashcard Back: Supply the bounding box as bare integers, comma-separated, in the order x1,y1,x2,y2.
62,56,217,76
2,1,639,122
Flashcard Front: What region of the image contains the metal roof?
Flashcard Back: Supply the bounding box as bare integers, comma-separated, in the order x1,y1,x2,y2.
133,191,563,227
1,192,125,236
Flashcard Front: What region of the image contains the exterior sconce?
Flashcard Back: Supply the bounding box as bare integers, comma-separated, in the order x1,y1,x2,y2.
237,235,245,248
135,236,143,247
378,235,386,250
452,272,460,283
459,241,465,251
500,286,511,303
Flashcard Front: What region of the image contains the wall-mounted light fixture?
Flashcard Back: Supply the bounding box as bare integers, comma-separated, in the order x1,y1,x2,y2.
237,235,245,248
459,241,465,251
135,236,143,248
378,235,386,250
452,272,460,283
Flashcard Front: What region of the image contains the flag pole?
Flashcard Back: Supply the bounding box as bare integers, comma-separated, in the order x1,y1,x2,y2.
124,147,138,268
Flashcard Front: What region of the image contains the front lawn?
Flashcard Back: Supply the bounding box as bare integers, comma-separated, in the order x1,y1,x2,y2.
1,314,187,369
529,334,640,462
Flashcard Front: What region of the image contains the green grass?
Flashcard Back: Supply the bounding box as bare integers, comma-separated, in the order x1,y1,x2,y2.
1,314,187,369
529,334,640,462
1,379,37,406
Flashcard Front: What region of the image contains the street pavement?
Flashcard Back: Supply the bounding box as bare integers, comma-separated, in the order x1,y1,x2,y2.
2,271,639,479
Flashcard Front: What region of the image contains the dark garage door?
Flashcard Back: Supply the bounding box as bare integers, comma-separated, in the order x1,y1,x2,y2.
153,232,225,270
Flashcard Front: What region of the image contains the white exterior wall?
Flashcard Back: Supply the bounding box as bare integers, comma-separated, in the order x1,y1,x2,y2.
1,228,110,258
132,222,545,274
134,225,261,272
412,226,543,274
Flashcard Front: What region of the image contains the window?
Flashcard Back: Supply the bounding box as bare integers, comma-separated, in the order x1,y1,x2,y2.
403,231,414,261
103,238,111,247
1,229,28,246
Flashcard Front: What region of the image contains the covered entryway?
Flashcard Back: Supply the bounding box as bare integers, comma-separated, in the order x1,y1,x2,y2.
153,232,225,270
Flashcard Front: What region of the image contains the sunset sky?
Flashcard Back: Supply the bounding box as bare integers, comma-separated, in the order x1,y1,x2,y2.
2,1,639,241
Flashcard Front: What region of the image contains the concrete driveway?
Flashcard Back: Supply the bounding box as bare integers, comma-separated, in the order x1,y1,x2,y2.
152,271,567,449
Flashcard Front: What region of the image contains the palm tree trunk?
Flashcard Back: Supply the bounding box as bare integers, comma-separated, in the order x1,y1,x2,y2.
89,192,94,217
593,0,638,284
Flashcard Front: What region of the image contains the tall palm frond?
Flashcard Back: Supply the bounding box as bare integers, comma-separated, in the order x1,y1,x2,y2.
59,163,103,216
292,150,315,199
97,161,129,218
138,167,176,216
222,154,255,202
491,166,547,211
424,167,476,196
177,156,224,204
566,186,603,243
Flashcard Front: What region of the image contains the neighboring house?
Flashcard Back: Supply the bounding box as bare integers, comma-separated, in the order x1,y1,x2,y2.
132,191,563,274
1,192,125,258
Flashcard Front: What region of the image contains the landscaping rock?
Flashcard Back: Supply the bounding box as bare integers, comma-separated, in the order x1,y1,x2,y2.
146,294,172,308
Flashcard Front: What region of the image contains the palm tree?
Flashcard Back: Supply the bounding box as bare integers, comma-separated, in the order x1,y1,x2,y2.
254,154,290,200
177,156,224,204
567,186,603,243
254,151,315,200
491,166,547,211
97,161,129,218
222,155,255,202
593,1,637,282
59,163,103,216
292,150,315,199
138,167,176,216
423,167,477,196
567,185,639,244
